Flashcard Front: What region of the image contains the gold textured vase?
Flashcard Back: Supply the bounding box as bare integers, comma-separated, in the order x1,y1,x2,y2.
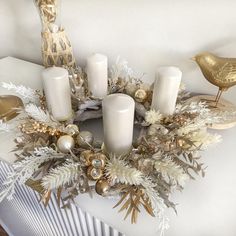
0,95,24,121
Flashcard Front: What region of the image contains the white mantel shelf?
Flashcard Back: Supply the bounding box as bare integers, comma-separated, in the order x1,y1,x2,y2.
1,57,236,236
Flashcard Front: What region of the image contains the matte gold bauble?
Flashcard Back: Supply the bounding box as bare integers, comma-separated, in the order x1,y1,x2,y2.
65,124,79,136
80,150,93,166
0,95,24,121
76,131,94,148
57,135,75,153
87,166,103,180
134,89,147,103
95,179,110,196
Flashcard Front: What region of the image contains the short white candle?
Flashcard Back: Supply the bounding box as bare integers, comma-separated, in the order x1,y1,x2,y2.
151,66,182,115
86,53,108,98
42,67,72,121
102,94,135,155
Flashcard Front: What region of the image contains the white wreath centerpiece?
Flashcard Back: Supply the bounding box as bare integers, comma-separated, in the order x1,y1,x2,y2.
0,58,231,235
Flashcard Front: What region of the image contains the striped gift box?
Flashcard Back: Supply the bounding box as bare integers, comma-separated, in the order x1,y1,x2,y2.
0,161,125,236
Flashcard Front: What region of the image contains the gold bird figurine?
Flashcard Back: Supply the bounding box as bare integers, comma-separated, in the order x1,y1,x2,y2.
192,52,236,106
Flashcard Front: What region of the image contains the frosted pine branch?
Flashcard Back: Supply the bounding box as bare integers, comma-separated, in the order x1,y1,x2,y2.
42,161,80,190
141,177,166,214
25,104,58,127
105,157,144,185
106,156,167,218
0,147,64,202
154,157,189,187
1,82,38,103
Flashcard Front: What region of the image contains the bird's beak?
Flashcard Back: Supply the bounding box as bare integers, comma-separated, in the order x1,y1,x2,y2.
191,57,196,61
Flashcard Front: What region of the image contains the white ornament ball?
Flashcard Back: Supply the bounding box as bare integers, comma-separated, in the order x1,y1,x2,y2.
77,131,94,147
57,135,75,153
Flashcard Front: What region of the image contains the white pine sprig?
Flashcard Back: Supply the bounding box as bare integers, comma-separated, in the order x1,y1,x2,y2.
42,161,80,190
0,147,64,202
25,103,58,127
1,82,38,103
154,157,189,187
142,177,166,213
105,157,144,185
106,156,167,216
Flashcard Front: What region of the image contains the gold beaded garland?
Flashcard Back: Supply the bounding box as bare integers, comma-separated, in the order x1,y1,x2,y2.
19,121,61,136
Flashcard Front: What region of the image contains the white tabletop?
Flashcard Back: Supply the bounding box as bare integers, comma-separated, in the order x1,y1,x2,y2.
0,57,236,236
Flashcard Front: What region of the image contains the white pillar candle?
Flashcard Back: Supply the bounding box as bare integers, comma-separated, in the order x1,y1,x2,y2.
86,53,108,98
42,67,72,121
102,94,135,155
151,66,182,115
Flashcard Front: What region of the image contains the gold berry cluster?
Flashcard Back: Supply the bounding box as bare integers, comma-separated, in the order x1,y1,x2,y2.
19,121,61,136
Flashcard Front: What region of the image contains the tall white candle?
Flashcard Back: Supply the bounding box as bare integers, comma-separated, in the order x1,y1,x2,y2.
102,94,135,155
42,67,72,121
151,66,182,115
86,54,108,98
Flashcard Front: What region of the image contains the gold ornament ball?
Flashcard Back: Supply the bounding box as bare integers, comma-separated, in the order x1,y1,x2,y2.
95,179,110,196
57,135,75,153
77,131,94,147
80,150,93,166
134,89,147,103
87,166,103,180
65,124,79,136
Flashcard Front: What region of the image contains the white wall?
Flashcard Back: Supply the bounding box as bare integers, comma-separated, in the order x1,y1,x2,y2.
1,0,236,101
1,1,236,236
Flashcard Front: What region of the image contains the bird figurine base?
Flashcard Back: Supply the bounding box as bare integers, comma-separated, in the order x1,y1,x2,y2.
186,95,236,130
0,95,24,122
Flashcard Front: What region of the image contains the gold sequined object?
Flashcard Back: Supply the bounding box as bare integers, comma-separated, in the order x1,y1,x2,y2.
193,52,236,105
80,151,107,180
